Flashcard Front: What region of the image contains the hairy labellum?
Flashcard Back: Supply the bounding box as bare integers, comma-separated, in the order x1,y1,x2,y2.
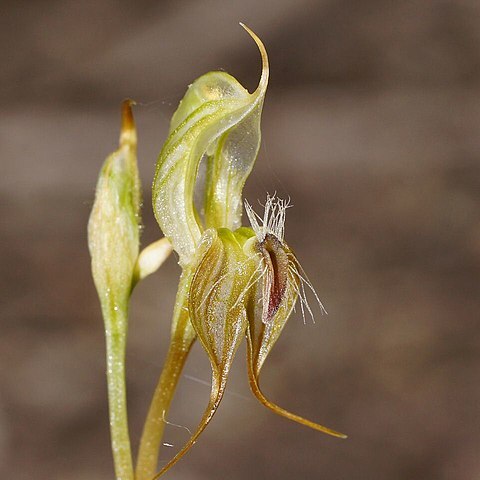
244,229,299,376
258,233,292,323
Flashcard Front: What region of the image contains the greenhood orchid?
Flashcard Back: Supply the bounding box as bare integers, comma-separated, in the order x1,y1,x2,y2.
88,24,346,480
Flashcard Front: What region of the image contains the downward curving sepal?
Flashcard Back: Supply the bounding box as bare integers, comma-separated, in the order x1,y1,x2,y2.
151,227,257,477
243,233,299,376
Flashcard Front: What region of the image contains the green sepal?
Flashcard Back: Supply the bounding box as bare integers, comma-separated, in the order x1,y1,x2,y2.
189,228,255,376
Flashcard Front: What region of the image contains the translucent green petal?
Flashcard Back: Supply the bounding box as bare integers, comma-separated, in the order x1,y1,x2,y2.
169,72,249,133
204,26,268,231
152,25,268,267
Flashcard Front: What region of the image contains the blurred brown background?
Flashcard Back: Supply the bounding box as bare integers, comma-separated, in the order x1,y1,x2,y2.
1,1,480,479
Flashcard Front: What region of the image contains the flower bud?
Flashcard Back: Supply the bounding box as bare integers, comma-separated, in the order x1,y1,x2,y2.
153,226,257,476
88,100,141,308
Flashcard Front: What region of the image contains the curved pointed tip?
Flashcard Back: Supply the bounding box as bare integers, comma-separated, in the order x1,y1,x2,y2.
246,343,347,439
149,380,226,480
239,23,269,95
250,372,347,439
120,98,137,147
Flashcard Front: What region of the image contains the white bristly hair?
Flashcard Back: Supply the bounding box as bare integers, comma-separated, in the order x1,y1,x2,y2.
244,194,327,324
244,193,292,242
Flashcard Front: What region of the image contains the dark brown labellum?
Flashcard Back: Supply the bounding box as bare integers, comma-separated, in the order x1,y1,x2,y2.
257,233,290,324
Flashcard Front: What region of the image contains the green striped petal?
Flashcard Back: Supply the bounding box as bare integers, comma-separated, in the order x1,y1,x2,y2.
152,25,268,267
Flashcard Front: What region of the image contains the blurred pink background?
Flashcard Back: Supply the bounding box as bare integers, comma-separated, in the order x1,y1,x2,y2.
1,1,480,479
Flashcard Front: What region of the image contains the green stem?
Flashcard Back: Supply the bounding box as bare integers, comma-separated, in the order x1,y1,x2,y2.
135,271,196,480
103,302,134,480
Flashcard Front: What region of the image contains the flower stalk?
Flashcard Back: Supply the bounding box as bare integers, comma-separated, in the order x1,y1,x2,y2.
135,270,196,480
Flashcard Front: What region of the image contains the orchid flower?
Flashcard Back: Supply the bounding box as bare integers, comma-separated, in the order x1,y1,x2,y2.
88,25,345,480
